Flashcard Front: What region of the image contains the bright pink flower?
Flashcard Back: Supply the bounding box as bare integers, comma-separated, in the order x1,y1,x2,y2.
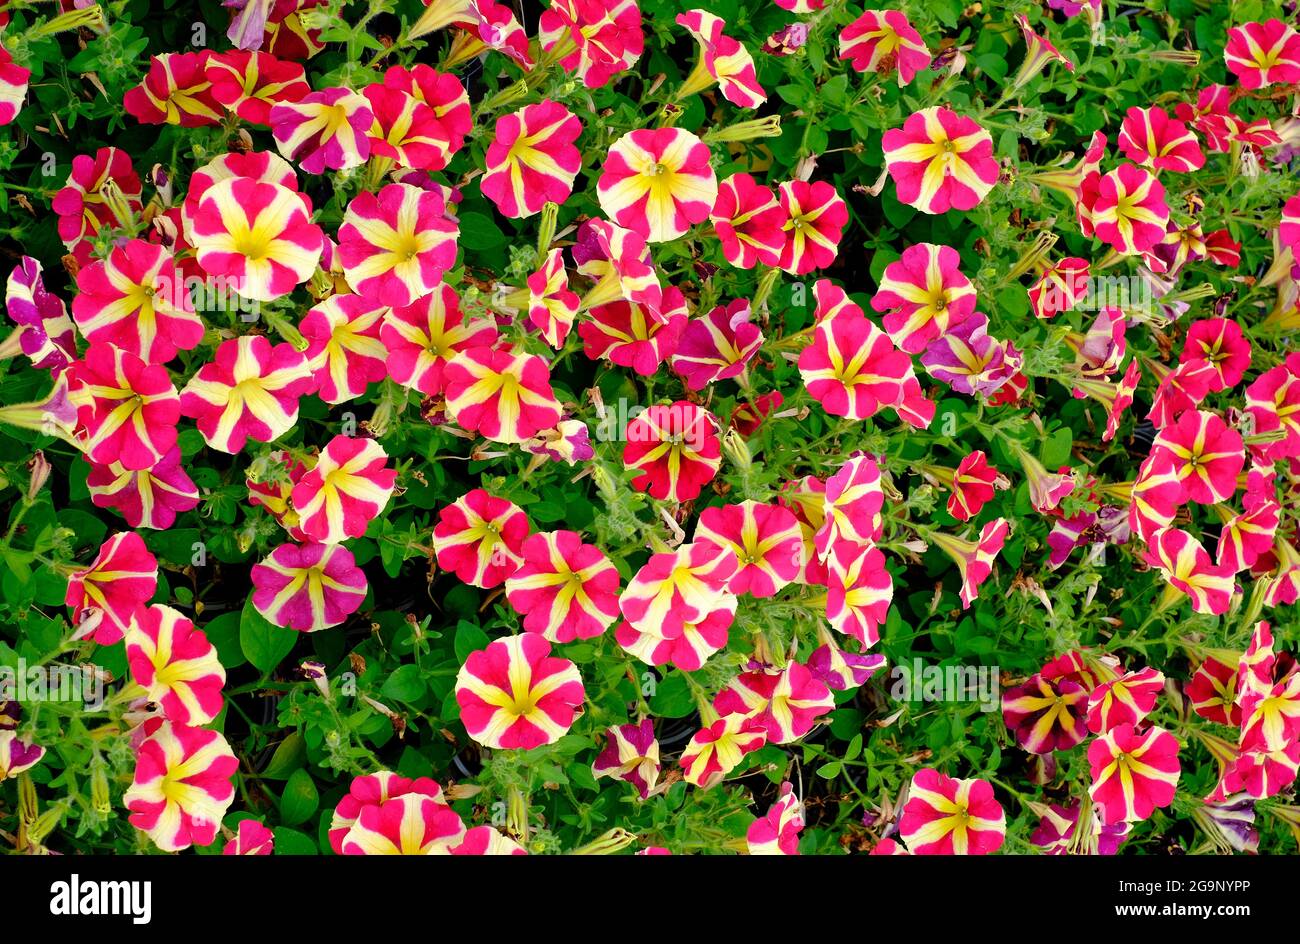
432,489,530,588
1090,163,1170,255
1028,257,1090,319
481,100,582,219
338,183,458,308
838,10,930,85
300,295,388,404
340,794,466,855
679,713,766,788
1181,318,1251,392
899,769,1005,855
710,173,785,269
871,242,977,354
380,65,471,166
443,344,564,445
816,454,884,558
451,826,528,856
1143,526,1235,615
671,298,764,390
505,531,620,642
694,500,804,597
125,721,238,851
251,542,368,633
882,106,998,214
126,604,226,725
1088,723,1180,825
747,782,805,855
929,518,1010,609
615,599,736,671
538,0,644,89
1151,409,1244,505
65,532,158,645
328,771,448,854
270,87,373,173
1188,657,1241,727
179,336,314,454
825,542,892,648
51,147,143,252
1086,667,1165,735
1217,500,1279,574
574,218,663,315
0,40,30,127
579,290,688,376
597,128,717,243
292,435,396,545
381,284,497,396
1002,674,1089,754
947,450,1002,521
618,542,736,638
70,345,181,470
124,52,222,127
1245,363,1300,463
1224,19,1300,90
455,634,585,750
676,9,766,108
1118,106,1205,173
527,249,580,348
592,719,660,799
777,180,848,275
87,445,200,531
206,50,309,125
223,820,276,855
622,401,722,502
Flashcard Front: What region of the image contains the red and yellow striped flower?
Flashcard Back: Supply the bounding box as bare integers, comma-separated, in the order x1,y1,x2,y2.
825,542,892,648
179,336,314,454
1150,408,1244,505
189,176,324,301
929,518,1011,609
527,249,580,348
65,532,158,646
71,239,203,365
671,298,764,391
1224,19,1300,90
222,820,275,856
124,721,238,852
597,128,717,243
87,445,200,531
381,284,497,396
1088,723,1181,824
574,218,663,315
899,769,1005,855
1090,163,1170,255
676,10,766,108
710,173,785,269
592,719,661,799
871,242,977,354
716,663,835,744
300,295,389,404
70,344,181,471
680,712,767,788
619,542,736,638
694,500,804,597
1188,657,1241,727
51,147,142,254
1001,673,1089,754
443,344,564,445
270,87,374,173
181,150,305,242
505,530,621,642
433,489,530,588
251,542,369,633
455,634,585,750
777,180,848,275
538,0,644,89
747,782,805,855
378,65,472,169
622,401,722,502
452,826,528,856
615,597,736,671
881,106,998,214
579,290,688,376
291,435,397,545
1118,106,1205,173
481,100,582,219
328,771,448,853
338,183,459,308
838,10,931,86
340,794,466,855
125,604,226,726
816,454,884,558
0,41,30,127
1087,667,1165,734
206,50,309,125
124,52,222,127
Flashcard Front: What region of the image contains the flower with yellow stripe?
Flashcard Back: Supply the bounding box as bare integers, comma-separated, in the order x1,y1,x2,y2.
870,242,977,354
124,720,238,852
482,100,582,219
251,542,369,633
123,52,222,127
125,604,226,726
676,10,767,108
65,532,158,645
455,634,585,750
1087,723,1181,825
70,344,181,471
527,249,580,348
622,401,722,502
505,530,620,642
339,794,466,855
381,284,497,396
87,445,200,531
300,295,389,404
597,128,717,243
270,87,373,174
1089,163,1169,256
433,488,530,588
291,435,397,545
179,336,314,454
443,344,564,445
881,106,998,215
899,769,1005,854
338,183,459,308
694,500,803,598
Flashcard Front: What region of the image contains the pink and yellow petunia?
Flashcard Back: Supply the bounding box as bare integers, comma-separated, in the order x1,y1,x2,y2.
51,147,143,253
338,183,459,308
381,284,497,396
777,180,848,275
442,344,564,445
87,445,200,531
694,500,804,598
124,52,223,127
1090,163,1170,256
125,604,226,726
70,344,181,471
1224,19,1300,90
679,712,767,788
270,87,374,173
340,794,466,855
591,719,661,799
871,242,977,354
618,542,736,638
455,634,585,750
898,769,1005,855
65,532,158,645
300,295,389,404
675,10,767,108
538,0,644,89
824,542,892,648
504,530,621,642
881,106,998,214
290,435,396,545
670,298,764,391
597,128,717,243
747,782,805,855
710,173,786,269
124,721,238,852
1150,408,1244,505
838,10,931,86
1088,723,1181,824
527,249,580,348
622,401,722,502
1117,106,1205,173
579,290,688,376
432,489,530,588
206,50,309,125
481,100,582,219
251,542,369,633
1002,673,1089,754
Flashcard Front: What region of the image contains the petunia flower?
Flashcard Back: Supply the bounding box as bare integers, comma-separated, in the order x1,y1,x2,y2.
522,419,594,466
1188,657,1242,727
455,634,585,750
206,49,309,125
188,176,324,301
1151,409,1244,505
1180,318,1251,393
871,242,977,354
675,9,766,108
1224,19,1300,91
362,87,454,173
1086,667,1165,735
815,454,884,558
1090,163,1170,256
710,173,786,269
270,87,374,173
0,40,30,126
443,344,564,445
125,604,226,726
1127,452,1184,542
777,180,848,275
825,542,892,648
747,782,805,855
291,435,396,545
574,218,663,316
180,149,305,242
1244,363,1300,464
1030,802,1130,856
622,401,722,502
0,732,44,781
1143,526,1235,615
223,820,276,856
946,450,1004,521
340,794,466,855
898,769,1005,855
328,771,449,853
526,249,580,348
920,312,1022,398
72,239,203,365
928,518,1010,609
881,106,998,214
381,283,497,396
70,344,181,471
1002,673,1089,754
693,501,803,599
1118,106,1205,173
538,0,644,89
1217,500,1279,574
596,128,717,243
807,638,886,691
452,826,528,856
592,719,661,799
65,532,158,645
299,295,389,404
432,489,530,588
579,290,688,376
618,542,736,638
124,52,222,127
671,298,764,390
679,711,767,788
179,335,314,454
505,530,620,642
615,598,736,671
87,445,200,531
51,147,143,253
1009,13,1075,91
124,721,238,852
5,257,76,375
1088,723,1181,825
1028,256,1090,320
338,183,459,308
838,10,930,86
251,542,369,632
481,100,582,219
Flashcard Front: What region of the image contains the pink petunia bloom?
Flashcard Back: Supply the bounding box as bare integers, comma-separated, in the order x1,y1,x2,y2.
597,128,717,243
591,719,661,799
270,87,373,173
618,542,736,639
70,345,180,471
1143,526,1235,615
251,542,368,633
1117,106,1205,173
338,183,459,308
838,10,930,86
710,173,786,269
51,147,143,253
432,489,530,588
899,769,1005,855
206,50,309,125
65,532,158,645
527,249,580,348
443,344,564,445
947,450,1003,521
124,52,222,127
1028,256,1090,320
1002,673,1089,754
1086,667,1165,735
87,445,200,531
693,500,804,598
747,781,805,855
1088,723,1181,825
481,100,582,219
300,295,389,404
622,401,722,502
579,288,688,376
1181,318,1251,392
671,298,764,390
505,531,621,642
455,634,585,750
291,435,397,545
538,0,644,89
679,713,767,788
1090,163,1170,255
777,180,848,275
825,542,892,648
1150,409,1244,505
929,518,1010,609
1224,19,1300,90
124,721,237,851
5,257,77,375
871,242,977,354
676,9,767,108
126,604,226,726
882,106,998,214
381,283,497,396
816,454,884,558
222,820,276,856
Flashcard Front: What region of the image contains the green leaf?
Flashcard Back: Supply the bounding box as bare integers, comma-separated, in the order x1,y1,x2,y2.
279,769,319,827
260,733,307,781
239,601,297,675
457,211,506,250
382,664,426,703
453,621,491,662
272,826,319,855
